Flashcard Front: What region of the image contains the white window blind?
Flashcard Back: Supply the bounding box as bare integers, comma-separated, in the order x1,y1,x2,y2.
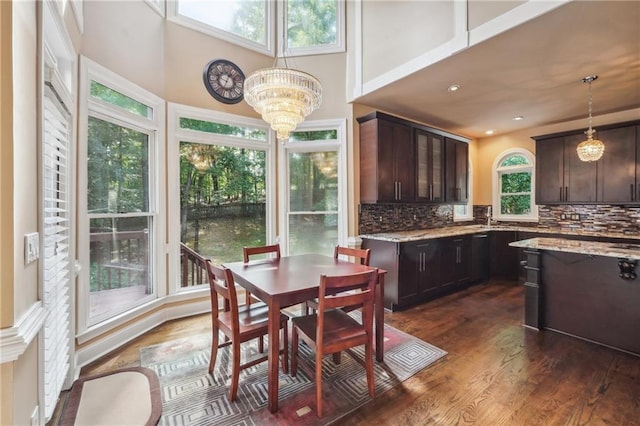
42,87,72,421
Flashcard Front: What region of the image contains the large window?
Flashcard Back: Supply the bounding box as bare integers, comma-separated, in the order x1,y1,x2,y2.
492,149,537,221
78,57,165,330
169,0,344,56
279,121,346,256
282,0,345,56
169,0,275,55
168,104,275,291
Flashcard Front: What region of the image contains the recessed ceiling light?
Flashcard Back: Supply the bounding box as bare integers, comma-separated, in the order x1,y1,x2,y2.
513,116,524,121
485,130,495,135
447,84,460,92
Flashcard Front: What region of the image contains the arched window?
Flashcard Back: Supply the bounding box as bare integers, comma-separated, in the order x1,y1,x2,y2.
492,149,537,221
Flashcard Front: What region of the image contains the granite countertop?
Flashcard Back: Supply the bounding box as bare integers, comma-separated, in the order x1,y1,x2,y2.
359,224,640,243
509,237,640,260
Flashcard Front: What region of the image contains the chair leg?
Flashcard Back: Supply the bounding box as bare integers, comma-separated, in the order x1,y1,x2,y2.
209,328,219,374
291,327,299,376
365,342,375,398
332,352,342,364
315,351,323,417
258,336,264,353
281,320,289,374
229,340,241,401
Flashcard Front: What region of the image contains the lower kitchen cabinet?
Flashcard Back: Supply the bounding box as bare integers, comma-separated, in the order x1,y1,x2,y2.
490,231,519,281
471,233,490,282
440,236,471,289
398,240,440,306
363,234,474,311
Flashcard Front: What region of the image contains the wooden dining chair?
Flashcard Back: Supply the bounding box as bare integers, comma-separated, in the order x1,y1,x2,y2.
291,269,378,417
205,260,289,401
239,244,280,303
303,246,371,315
243,244,281,263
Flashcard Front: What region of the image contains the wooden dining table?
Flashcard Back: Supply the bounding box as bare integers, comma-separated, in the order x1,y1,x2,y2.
224,253,386,413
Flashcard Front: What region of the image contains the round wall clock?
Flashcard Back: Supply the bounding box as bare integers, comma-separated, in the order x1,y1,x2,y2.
203,59,245,104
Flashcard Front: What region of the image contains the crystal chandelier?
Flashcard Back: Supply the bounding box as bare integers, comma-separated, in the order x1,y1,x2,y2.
244,67,322,140
576,75,605,162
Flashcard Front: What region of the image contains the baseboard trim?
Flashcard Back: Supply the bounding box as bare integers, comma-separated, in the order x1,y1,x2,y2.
72,299,210,376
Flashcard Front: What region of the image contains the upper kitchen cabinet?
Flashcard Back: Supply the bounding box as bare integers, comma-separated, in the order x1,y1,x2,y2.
358,111,470,205
597,125,639,203
416,129,444,203
535,134,597,203
534,120,640,205
358,112,415,203
445,137,469,204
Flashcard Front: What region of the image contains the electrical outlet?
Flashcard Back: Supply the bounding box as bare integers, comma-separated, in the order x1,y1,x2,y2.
561,214,566,220
24,232,39,264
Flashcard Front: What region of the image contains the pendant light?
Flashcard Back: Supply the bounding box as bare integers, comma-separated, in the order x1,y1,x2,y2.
576,75,605,162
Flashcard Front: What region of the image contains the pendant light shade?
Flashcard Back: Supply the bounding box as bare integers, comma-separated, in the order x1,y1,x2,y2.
576,75,604,162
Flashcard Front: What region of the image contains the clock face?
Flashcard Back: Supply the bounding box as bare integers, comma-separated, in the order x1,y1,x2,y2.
203,59,245,104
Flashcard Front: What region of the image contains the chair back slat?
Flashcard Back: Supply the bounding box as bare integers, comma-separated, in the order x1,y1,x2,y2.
334,246,371,266
243,244,281,263
318,270,377,312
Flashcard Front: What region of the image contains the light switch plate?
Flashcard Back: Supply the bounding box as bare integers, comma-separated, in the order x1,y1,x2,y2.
25,232,39,264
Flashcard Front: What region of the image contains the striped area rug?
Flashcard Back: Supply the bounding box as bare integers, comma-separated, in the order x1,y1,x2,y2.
140,320,446,426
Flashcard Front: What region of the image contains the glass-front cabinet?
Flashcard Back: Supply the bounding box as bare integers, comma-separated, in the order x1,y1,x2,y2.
415,129,444,203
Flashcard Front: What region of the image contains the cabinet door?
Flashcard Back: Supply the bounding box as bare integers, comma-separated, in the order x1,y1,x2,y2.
418,241,440,296
563,133,597,202
471,233,490,283
535,137,565,203
376,120,398,202
445,138,469,203
394,123,415,202
398,243,421,307
416,130,444,202
440,237,470,288
490,231,518,280
597,125,638,203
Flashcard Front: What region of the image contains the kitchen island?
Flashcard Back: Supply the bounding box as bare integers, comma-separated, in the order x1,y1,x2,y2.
510,237,640,356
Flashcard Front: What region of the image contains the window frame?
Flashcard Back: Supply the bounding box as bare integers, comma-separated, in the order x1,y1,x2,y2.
77,56,166,338
167,0,276,56
279,0,346,57
277,119,347,256
492,148,538,222
167,103,277,294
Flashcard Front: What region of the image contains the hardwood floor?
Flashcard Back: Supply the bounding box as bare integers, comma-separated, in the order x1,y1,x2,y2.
75,280,640,425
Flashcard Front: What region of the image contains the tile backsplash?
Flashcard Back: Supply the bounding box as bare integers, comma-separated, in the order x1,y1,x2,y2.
538,204,640,235
359,204,454,234
359,203,640,236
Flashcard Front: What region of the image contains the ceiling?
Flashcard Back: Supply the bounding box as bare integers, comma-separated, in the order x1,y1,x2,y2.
354,1,640,140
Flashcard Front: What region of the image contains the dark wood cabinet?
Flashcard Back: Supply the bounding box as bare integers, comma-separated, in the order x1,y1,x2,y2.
597,125,639,203
535,135,596,204
358,111,470,205
359,114,414,203
399,240,440,306
445,138,469,203
534,120,640,204
490,231,519,281
471,233,490,283
440,236,471,288
535,137,564,203
415,130,444,202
